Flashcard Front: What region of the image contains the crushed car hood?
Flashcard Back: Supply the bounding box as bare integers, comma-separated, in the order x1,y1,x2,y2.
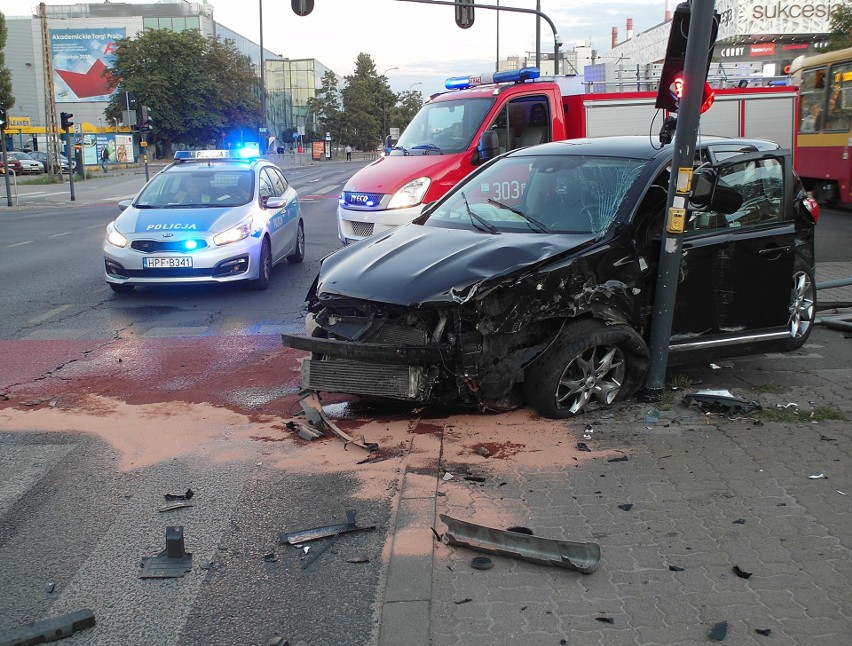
317,224,596,306
116,205,251,235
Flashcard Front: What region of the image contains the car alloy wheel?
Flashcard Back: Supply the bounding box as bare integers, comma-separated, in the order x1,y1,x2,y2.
787,269,816,349
524,318,649,418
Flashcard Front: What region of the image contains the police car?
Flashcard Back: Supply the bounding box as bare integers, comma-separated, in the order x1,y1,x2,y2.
103,149,304,293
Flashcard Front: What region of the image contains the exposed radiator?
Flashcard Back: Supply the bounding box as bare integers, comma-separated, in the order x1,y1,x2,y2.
302,359,430,400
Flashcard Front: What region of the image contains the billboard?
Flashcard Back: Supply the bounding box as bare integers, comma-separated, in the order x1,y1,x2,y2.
50,28,125,102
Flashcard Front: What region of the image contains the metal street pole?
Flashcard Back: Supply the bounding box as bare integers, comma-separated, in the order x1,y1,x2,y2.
1,127,11,207
644,0,718,400
535,0,540,70
496,0,500,72
259,0,267,138
64,130,75,201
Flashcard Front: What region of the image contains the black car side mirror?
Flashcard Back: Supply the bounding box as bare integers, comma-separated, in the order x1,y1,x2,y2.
476,130,500,164
690,169,743,214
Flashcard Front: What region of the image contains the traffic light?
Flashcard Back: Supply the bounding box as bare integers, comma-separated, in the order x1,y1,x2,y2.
138,105,152,131
655,2,718,113
0,106,6,130
455,0,474,29
60,111,74,131
291,0,314,16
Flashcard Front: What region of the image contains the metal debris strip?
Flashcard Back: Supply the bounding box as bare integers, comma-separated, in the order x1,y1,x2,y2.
298,390,378,453
164,488,194,501
159,502,195,512
139,526,193,579
683,390,761,416
0,609,96,645
439,514,601,574
278,509,375,545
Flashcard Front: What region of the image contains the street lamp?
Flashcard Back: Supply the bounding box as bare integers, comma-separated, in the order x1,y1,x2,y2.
380,67,399,147
409,82,423,92
381,66,399,77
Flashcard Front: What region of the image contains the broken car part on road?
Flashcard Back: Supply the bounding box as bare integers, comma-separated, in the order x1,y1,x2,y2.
438,514,601,574
139,526,193,579
278,510,375,545
297,390,378,452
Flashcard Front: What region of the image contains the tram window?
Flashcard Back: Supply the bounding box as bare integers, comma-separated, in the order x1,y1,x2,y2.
825,63,852,132
799,68,827,133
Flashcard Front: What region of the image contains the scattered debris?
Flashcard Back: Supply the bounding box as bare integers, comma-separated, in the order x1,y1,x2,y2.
733,519,746,525
755,628,772,637
808,473,827,479
140,526,193,579
347,556,370,564
442,472,454,481
45,582,55,594
296,423,324,441
683,390,761,416
475,446,491,458
644,409,661,424
263,552,278,563
470,556,493,570
0,609,96,644
709,620,729,641
164,488,194,501
776,402,798,410
298,391,377,453
618,504,633,511
583,424,594,440
301,535,339,569
439,514,601,574
454,598,473,605
732,565,753,579
278,510,375,545
267,637,290,646
595,616,615,624
159,502,195,512
668,565,685,572
608,455,628,463
709,363,722,369
577,442,592,452
463,475,486,483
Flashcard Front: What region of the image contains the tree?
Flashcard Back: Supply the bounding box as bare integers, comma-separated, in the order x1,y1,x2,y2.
827,1,852,51
0,13,15,113
307,70,343,143
104,29,260,152
341,53,395,150
390,89,423,134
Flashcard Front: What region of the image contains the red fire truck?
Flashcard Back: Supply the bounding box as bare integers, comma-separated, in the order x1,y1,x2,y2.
337,68,798,245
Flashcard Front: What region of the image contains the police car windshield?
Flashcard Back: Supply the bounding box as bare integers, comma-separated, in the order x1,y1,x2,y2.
394,97,494,155
134,169,254,208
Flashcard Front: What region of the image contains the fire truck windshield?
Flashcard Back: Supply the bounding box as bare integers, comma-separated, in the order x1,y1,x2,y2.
393,97,494,155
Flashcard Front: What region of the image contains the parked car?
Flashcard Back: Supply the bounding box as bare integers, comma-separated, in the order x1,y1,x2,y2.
4,152,44,174
103,149,305,293
282,136,819,418
30,151,76,174
0,157,23,175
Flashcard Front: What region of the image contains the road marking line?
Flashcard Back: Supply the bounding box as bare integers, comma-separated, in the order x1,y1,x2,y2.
7,241,34,248
50,231,73,237
28,304,74,325
101,194,138,201
313,184,340,195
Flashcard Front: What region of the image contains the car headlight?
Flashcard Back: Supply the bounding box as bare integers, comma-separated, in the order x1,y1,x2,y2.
387,177,431,210
213,218,252,246
105,222,127,248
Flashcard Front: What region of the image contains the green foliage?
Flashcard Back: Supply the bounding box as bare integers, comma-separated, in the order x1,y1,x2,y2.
104,29,260,150
390,90,423,132
307,70,343,142
340,53,397,150
0,13,15,111
827,1,852,51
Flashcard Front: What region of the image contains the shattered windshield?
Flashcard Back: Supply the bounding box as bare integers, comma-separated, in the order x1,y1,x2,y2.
393,97,494,155
425,153,647,236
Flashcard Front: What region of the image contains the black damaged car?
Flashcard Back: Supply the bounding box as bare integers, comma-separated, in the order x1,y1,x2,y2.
283,136,818,418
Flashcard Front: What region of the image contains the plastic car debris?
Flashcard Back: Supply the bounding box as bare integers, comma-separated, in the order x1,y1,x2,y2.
595,616,615,624
159,502,195,512
668,565,685,572
808,473,827,479
608,455,628,463
0,609,96,645
139,526,193,578
732,565,753,579
709,620,728,641
278,510,375,545
439,514,601,574
470,556,493,570
618,504,633,511
577,442,591,452
298,390,378,452
755,628,772,636
45,582,55,593
164,488,194,501
301,534,339,569
683,390,761,415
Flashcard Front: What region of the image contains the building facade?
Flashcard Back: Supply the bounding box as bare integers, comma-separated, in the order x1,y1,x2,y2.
2,1,327,152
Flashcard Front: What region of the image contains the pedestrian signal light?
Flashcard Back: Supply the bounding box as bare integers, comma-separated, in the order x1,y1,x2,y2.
455,0,474,29
291,0,314,16
0,106,7,129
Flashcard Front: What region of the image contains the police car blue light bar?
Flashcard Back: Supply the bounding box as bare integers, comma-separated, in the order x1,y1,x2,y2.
174,149,259,161
445,67,540,90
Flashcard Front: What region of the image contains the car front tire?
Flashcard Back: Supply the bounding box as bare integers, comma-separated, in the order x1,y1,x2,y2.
287,220,305,264
248,237,272,290
523,318,649,419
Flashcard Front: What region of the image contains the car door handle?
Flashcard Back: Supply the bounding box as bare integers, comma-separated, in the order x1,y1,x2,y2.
758,245,792,255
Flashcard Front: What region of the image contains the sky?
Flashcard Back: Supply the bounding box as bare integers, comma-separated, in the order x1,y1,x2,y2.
1,0,672,96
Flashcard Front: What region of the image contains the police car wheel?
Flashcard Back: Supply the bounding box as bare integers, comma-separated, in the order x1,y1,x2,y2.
109,283,134,294
248,238,272,290
287,220,305,264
